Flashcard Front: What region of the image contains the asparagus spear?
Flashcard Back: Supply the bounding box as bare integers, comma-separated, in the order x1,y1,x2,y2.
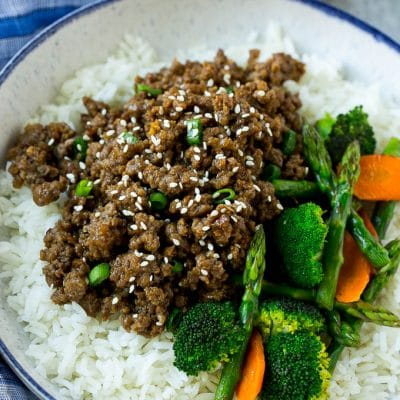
327,311,360,347
214,225,266,400
372,137,400,239
261,281,400,327
347,209,390,268
272,179,319,198
316,141,361,310
363,239,400,302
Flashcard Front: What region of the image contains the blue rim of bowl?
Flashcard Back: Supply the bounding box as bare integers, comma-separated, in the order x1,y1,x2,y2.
0,0,399,399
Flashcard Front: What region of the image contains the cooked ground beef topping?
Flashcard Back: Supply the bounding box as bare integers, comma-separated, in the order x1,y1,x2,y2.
7,50,306,337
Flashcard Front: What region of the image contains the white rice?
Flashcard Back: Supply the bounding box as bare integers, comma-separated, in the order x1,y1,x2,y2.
1,25,400,399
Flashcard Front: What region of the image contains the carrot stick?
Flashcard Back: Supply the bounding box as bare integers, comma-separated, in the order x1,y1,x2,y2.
336,211,375,303
354,155,400,200
236,330,265,400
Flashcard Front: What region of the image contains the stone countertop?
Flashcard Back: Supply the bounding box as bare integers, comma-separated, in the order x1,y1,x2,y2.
321,0,400,44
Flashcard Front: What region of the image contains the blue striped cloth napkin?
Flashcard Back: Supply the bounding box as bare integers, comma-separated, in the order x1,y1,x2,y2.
0,1,96,398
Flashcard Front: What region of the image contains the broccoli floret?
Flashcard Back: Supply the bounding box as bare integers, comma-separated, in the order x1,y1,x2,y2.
258,297,325,338
261,331,331,400
275,202,328,288
326,105,376,165
173,301,246,376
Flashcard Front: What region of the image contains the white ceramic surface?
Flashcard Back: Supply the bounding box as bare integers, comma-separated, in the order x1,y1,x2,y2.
0,0,399,399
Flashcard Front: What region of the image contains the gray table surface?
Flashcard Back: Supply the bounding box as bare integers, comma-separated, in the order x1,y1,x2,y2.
321,0,400,44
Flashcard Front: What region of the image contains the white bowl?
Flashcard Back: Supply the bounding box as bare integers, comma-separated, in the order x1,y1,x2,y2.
0,0,399,399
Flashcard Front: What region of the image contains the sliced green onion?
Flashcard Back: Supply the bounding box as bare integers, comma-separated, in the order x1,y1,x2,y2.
172,259,183,273
88,263,110,286
383,137,400,157
73,136,88,160
76,179,94,197
122,132,139,144
136,83,162,97
212,188,236,204
282,130,297,156
186,119,203,145
226,86,234,94
262,164,281,181
166,308,183,332
316,112,336,140
149,191,168,211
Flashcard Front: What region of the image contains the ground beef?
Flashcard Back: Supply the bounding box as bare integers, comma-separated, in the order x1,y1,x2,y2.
7,49,305,337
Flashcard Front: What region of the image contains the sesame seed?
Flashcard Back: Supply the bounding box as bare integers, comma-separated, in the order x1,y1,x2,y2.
156,321,163,326
193,146,201,154
66,173,75,183
165,163,171,171
177,95,185,102
79,161,86,170
215,153,225,160
205,113,213,118
106,129,115,136
133,314,138,319
213,253,220,259
242,113,250,118
253,184,261,192
96,151,101,159
202,226,210,232
138,172,143,180
267,195,272,202
305,167,309,175
227,253,233,260
203,141,207,150
250,107,256,113
163,120,171,128
151,136,159,146
47,138,55,146
147,255,156,261
238,149,244,157
172,238,180,246
130,224,138,230
122,209,134,216
277,203,284,210
134,250,142,257
129,276,136,283
119,195,126,201
194,106,200,113
188,199,194,207
74,205,83,212
169,182,178,188
180,207,188,214
265,122,273,136
242,126,249,132
223,73,231,84
256,90,266,96
207,243,214,251
94,211,101,217
175,106,183,112
190,176,198,182
201,269,209,276
140,222,147,230
246,160,255,167
129,285,135,293
133,126,141,131
112,297,119,305
164,257,169,263
179,182,183,189
231,215,238,223
210,210,219,217
234,104,241,114
204,90,211,97
140,261,149,267
224,65,230,70
199,239,206,246
232,166,239,174
135,202,143,210
207,78,214,87
150,275,154,282
195,194,202,203
194,155,201,161
110,190,118,195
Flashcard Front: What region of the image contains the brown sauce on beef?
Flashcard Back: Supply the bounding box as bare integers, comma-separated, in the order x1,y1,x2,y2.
7,50,306,337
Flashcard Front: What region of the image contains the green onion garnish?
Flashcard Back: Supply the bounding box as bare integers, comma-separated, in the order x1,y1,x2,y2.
186,119,203,145
166,308,183,332
212,188,236,204
149,191,168,211
226,86,234,94
75,179,94,197
171,259,183,273
88,263,110,286
383,137,400,157
282,130,297,156
122,132,139,144
73,136,88,160
262,164,281,181
136,83,162,97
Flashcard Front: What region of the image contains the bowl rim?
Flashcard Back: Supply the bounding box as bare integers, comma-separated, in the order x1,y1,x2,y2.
0,0,399,399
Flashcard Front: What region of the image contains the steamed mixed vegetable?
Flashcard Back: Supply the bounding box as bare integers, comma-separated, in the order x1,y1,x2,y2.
168,106,400,399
